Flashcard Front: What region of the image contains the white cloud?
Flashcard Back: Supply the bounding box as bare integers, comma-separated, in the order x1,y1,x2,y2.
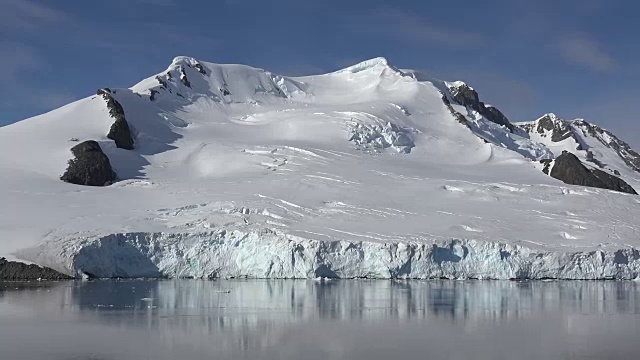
0,42,40,79
351,7,487,49
554,34,616,72
0,41,75,118
0,0,66,31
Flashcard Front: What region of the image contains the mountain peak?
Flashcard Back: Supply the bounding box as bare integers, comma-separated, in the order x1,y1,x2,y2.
518,112,640,177
447,80,474,91
536,113,560,122
171,55,197,65
336,57,394,73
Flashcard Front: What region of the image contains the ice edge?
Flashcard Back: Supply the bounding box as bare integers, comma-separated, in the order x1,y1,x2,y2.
19,231,640,280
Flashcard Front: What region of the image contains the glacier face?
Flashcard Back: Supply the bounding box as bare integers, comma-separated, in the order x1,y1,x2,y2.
18,230,640,280
1,56,640,279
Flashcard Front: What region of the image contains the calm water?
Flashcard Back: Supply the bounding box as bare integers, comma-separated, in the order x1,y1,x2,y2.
0,280,639,360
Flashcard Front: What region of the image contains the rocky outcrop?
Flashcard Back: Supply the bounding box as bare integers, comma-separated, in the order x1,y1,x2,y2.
536,114,574,142
179,66,191,88
149,89,159,101
97,89,134,150
0,258,72,280
549,152,637,195
529,114,577,143
482,105,512,130
194,62,207,75
439,91,471,129
107,119,134,150
448,83,515,132
540,159,552,175
522,115,640,175
155,76,169,88
60,141,117,186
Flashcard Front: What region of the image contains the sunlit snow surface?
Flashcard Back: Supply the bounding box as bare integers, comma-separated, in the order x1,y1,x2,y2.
1,57,639,278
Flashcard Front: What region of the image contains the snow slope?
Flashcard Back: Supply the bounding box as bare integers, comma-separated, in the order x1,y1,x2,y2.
1,57,640,279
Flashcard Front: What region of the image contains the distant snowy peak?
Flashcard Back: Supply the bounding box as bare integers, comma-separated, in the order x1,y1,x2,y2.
131,56,307,104
517,114,640,175
571,119,640,173
335,57,390,72
333,57,404,76
436,80,553,161
519,113,579,144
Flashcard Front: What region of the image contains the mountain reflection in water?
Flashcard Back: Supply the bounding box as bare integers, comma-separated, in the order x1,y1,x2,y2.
0,280,639,360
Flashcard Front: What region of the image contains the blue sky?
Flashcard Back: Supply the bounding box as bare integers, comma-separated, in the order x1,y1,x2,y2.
2,0,639,147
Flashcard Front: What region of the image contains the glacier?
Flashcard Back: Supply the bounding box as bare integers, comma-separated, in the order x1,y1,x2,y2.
20,230,640,280
1,56,640,279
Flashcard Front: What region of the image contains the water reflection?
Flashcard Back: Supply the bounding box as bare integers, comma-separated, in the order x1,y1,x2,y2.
0,280,639,360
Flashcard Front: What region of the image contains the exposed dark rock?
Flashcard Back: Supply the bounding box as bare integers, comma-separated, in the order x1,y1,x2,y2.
551,123,573,142
96,88,112,96
220,87,231,96
98,91,134,150
540,159,552,175
60,141,117,186
179,66,191,88
155,76,168,88
574,120,640,173
590,168,637,194
0,258,73,280
450,83,479,107
585,150,605,168
524,115,640,175
194,62,207,75
439,91,470,129
449,83,515,132
549,152,637,195
536,116,554,133
614,169,621,176
440,92,451,106
100,92,124,118
517,122,534,133
482,105,512,130
534,114,575,142
451,110,470,128
149,89,159,101
108,118,134,150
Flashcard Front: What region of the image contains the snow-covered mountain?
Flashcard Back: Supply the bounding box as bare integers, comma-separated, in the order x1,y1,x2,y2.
1,56,640,279
518,113,640,180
